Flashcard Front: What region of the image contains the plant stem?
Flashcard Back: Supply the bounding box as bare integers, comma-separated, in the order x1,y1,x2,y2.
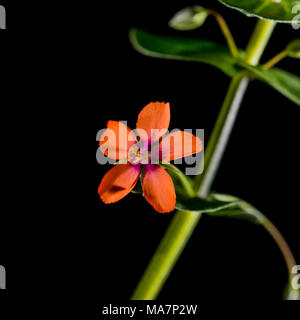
244,20,276,65
194,72,249,197
262,51,287,70
194,20,276,196
131,20,276,300
208,10,239,59
262,216,299,300
263,217,296,275
131,211,201,300
237,198,298,299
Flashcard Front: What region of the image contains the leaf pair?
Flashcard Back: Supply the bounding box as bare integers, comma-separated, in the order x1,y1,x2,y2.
130,29,300,106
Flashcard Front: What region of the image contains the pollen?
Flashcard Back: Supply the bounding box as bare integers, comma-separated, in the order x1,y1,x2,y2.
128,144,148,165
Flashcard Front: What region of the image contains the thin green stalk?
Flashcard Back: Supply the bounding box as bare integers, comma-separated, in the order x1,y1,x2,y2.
194,20,276,196
194,72,249,197
262,51,287,70
208,9,239,59
238,199,299,299
261,214,299,299
131,20,276,300
263,217,296,275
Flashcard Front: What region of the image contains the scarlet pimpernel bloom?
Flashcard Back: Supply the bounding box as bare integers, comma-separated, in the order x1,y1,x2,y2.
98,102,202,213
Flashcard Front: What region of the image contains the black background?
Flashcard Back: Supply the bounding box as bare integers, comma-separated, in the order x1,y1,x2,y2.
95,0,300,301
0,0,299,306
0,0,8,296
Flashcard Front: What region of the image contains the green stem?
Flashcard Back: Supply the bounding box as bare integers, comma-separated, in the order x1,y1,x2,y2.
263,217,296,276
208,9,239,59
131,211,202,300
194,72,249,197
194,20,276,195
262,51,287,70
258,211,299,299
236,198,298,299
244,20,276,65
131,20,276,300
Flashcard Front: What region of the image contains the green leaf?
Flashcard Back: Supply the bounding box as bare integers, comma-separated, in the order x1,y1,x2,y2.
130,29,300,105
286,39,300,58
243,65,300,106
131,163,240,214
129,28,242,77
209,192,300,300
175,195,240,213
207,193,265,224
161,165,241,215
219,0,300,24
169,6,209,31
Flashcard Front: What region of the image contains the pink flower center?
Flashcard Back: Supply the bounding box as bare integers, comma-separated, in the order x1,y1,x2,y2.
128,143,149,165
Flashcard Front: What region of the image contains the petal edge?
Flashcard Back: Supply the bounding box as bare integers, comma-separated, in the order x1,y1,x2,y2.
143,164,176,213
137,102,170,143
98,164,141,204
160,131,203,161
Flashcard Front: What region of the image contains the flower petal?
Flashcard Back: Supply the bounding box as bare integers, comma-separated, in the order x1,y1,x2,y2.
143,164,176,213
137,102,170,143
98,164,141,204
160,131,203,161
99,121,137,160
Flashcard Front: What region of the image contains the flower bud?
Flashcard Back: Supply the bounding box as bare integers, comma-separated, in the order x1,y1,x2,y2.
286,39,300,58
169,6,208,31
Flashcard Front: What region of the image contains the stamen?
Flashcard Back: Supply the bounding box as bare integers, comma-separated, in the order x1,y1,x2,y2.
128,144,149,165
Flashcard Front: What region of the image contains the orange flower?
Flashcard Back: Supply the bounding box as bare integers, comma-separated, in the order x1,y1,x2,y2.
98,102,202,213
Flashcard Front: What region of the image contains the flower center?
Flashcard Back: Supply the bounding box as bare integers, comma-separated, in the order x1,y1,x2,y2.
128,144,148,165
